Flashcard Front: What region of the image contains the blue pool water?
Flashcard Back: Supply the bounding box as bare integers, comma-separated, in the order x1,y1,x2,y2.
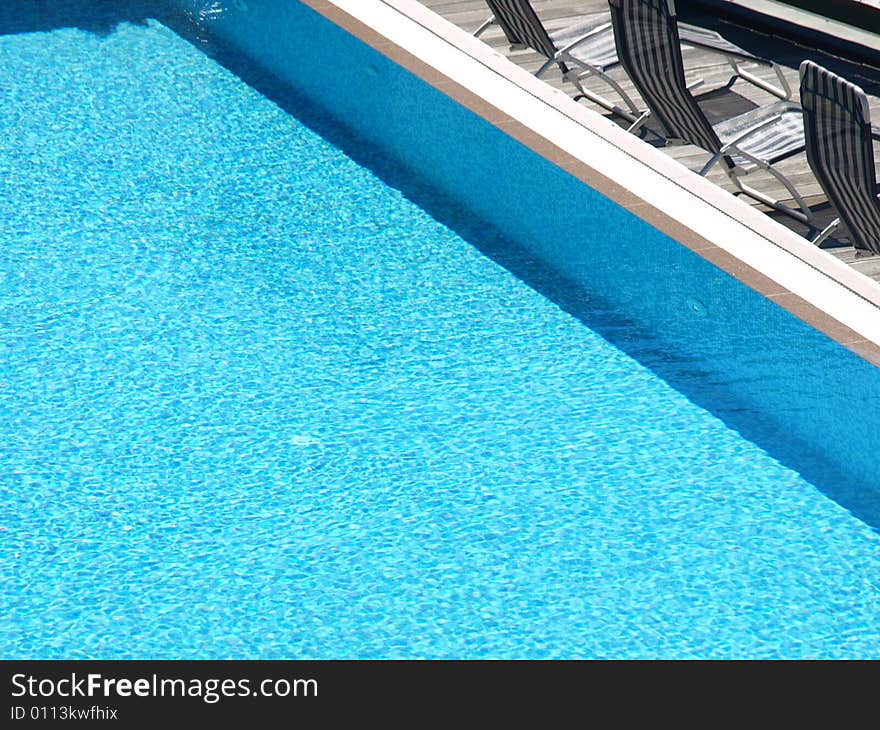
2,2,880,658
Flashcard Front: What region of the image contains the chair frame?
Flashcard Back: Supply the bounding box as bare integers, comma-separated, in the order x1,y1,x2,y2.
474,0,792,132
475,1,644,125
800,60,880,256
608,0,812,223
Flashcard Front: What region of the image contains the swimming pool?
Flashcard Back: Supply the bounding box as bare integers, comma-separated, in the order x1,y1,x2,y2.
3,0,880,658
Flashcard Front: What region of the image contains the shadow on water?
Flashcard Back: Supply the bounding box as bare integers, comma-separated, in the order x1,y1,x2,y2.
157,6,880,530
0,0,155,36
9,1,880,529
155,8,880,531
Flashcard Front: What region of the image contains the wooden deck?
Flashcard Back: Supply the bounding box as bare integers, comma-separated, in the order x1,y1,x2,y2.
419,0,880,281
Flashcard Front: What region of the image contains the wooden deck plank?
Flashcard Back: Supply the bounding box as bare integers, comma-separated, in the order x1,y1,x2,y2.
418,0,880,281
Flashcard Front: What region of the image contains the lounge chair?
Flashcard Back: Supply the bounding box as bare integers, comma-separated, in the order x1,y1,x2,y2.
474,0,792,130
608,0,811,223
800,60,880,256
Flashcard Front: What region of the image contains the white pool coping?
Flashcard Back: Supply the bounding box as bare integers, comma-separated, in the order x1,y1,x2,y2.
303,0,880,367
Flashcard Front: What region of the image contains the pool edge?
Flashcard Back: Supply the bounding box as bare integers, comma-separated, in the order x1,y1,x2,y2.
299,0,880,369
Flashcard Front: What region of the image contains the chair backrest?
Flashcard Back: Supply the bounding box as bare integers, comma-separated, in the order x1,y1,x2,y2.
608,0,724,156
484,0,557,58
800,60,880,255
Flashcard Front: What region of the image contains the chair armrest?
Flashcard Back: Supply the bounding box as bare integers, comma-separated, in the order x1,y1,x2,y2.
555,22,612,57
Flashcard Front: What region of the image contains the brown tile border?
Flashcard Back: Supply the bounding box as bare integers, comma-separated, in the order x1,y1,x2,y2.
298,0,880,369
767,292,871,347
842,338,880,365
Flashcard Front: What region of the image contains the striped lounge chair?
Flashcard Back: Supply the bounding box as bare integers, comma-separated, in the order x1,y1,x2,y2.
608,0,812,223
800,60,880,256
474,0,792,130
